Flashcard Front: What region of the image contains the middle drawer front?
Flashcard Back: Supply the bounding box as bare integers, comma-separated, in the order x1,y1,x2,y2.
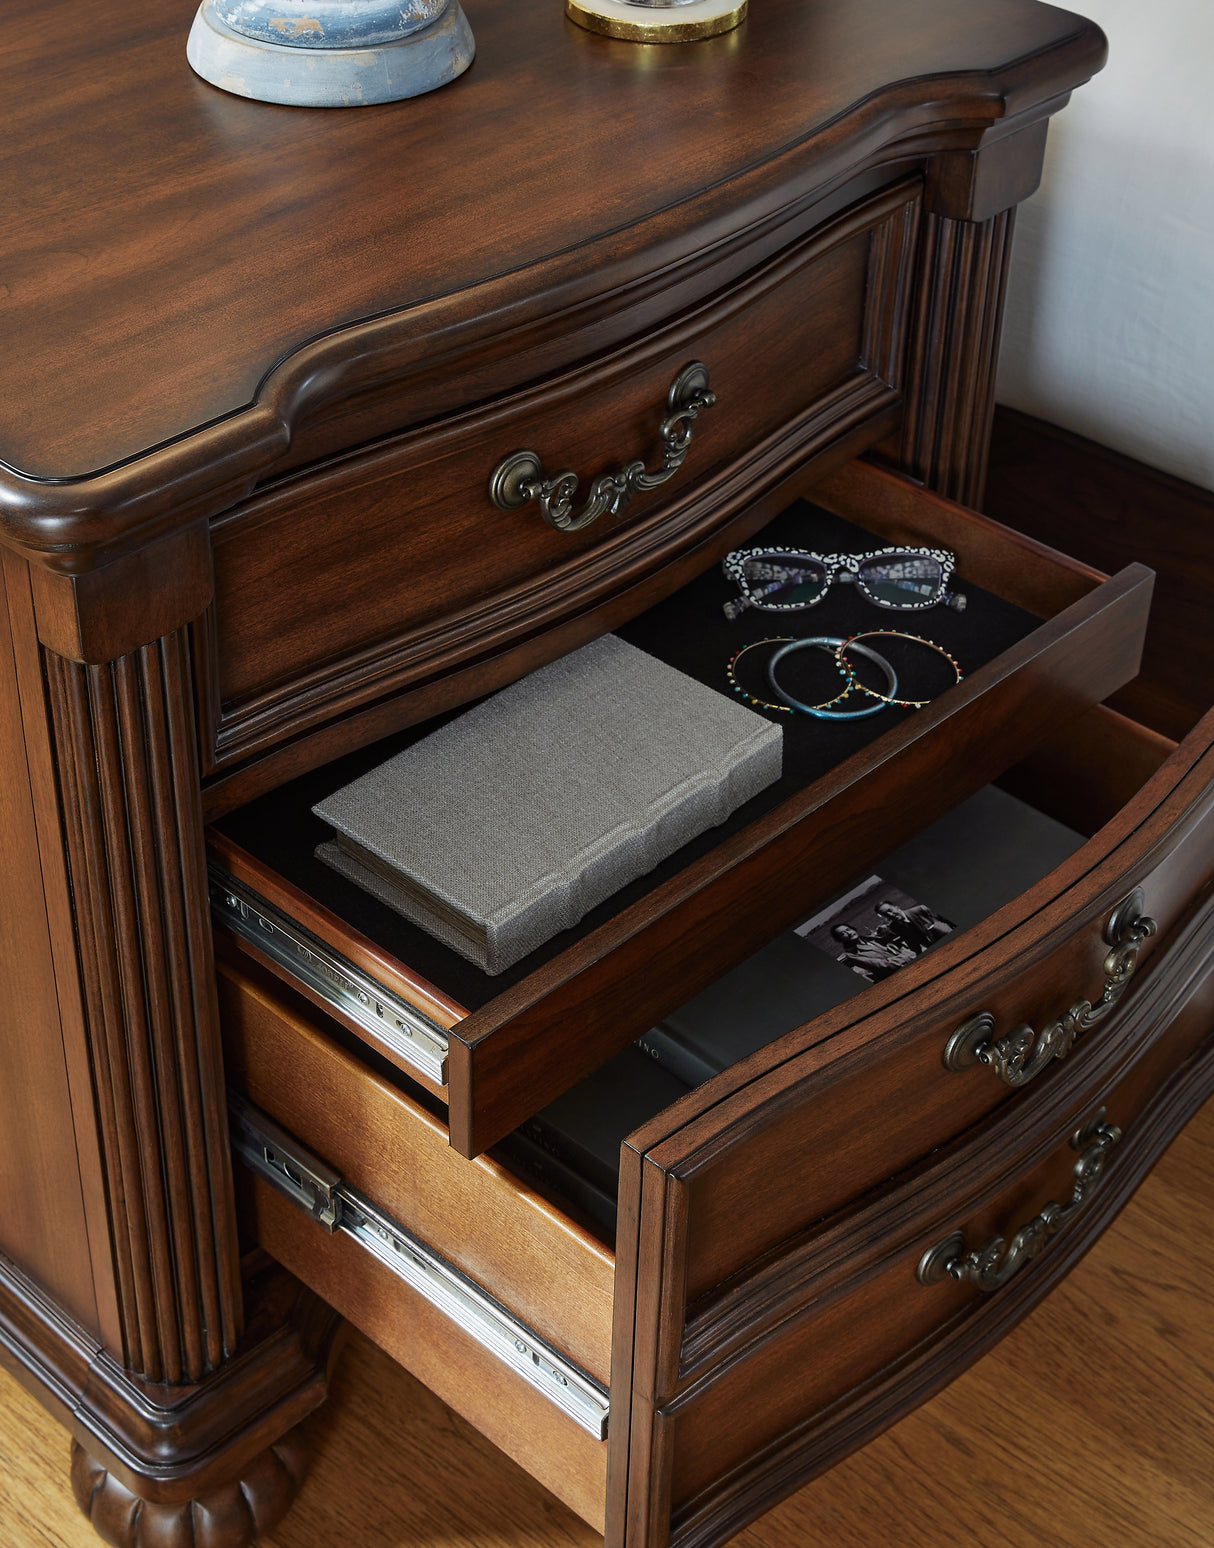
210,462,1154,1160
622,709,1214,1318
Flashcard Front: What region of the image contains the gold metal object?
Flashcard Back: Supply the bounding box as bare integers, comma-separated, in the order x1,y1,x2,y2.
488,361,715,532
917,1109,1123,1292
565,0,746,43
942,887,1157,1087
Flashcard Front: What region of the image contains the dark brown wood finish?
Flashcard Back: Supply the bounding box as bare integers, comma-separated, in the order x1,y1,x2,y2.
657,1002,1214,1548
0,569,97,1332
875,208,1016,507
0,0,1103,506
607,711,1214,1548
197,408,900,821
42,628,240,1385
0,536,348,1546
0,1246,341,1544
204,183,919,775
16,5,1201,1548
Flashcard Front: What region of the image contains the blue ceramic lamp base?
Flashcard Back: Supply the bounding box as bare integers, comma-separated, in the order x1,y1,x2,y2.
186,0,475,107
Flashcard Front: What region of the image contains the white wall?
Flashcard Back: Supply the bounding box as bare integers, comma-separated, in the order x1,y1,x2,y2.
996,0,1214,491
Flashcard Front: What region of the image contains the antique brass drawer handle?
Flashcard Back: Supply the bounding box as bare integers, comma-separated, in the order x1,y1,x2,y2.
917,1109,1122,1293
943,887,1157,1088
488,361,717,533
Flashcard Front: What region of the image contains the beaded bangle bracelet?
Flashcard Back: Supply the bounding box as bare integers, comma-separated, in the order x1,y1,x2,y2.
766,636,899,720
835,630,963,708
726,635,854,715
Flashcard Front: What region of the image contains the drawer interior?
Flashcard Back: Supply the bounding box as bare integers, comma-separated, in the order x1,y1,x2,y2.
496,778,1095,1238
210,462,1153,1155
215,495,1048,1011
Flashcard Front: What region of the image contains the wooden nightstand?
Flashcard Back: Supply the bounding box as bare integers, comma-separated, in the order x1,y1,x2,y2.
6,4,1210,1547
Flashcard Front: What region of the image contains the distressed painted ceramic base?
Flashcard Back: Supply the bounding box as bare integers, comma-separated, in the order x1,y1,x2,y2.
213,0,447,49
186,0,474,107
565,0,746,42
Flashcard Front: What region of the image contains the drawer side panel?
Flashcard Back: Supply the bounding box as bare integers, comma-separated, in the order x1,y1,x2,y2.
217,958,615,1384
249,1177,609,1532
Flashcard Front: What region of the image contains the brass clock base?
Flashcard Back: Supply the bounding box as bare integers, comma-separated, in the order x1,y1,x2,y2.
565,0,746,43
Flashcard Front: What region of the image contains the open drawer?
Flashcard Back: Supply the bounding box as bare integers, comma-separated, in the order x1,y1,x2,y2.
217,701,1214,1548
208,462,1153,1158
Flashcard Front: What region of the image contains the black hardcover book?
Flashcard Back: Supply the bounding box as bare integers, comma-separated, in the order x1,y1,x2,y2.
641,784,1086,1082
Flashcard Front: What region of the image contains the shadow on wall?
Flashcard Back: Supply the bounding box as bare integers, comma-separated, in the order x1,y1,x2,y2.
995,0,1214,494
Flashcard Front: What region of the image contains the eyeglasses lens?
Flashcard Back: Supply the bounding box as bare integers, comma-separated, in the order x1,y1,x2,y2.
856,555,944,606
742,555,828,608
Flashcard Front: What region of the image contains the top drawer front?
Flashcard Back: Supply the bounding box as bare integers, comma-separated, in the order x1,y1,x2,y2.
203,183,920,773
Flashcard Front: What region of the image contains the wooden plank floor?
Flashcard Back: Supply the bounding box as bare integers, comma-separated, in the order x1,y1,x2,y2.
4,1095,1214,1548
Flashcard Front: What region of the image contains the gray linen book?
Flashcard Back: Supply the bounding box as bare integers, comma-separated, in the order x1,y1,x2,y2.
313,635,783,974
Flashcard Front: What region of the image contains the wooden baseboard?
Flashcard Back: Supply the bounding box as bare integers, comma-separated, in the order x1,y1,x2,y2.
984,406,1214,742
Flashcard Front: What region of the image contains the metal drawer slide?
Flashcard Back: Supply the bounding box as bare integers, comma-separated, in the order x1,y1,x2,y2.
229,1095,610,1439
211,868,449,1086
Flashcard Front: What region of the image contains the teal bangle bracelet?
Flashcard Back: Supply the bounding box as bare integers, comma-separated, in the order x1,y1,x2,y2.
767,636,898,720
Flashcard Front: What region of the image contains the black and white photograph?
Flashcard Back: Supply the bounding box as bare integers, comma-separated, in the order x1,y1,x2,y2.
795,875,955,984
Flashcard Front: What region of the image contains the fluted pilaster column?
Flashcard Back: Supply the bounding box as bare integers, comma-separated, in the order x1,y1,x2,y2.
45,625,240,1385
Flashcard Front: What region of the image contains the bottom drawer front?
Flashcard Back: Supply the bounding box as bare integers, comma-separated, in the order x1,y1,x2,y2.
660,1118,1108,1523
614,985,1214,1548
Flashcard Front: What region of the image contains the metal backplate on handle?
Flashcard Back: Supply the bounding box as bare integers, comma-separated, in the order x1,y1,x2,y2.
489,361,716,533
917,1109,1122,1292
943,888,1157,1088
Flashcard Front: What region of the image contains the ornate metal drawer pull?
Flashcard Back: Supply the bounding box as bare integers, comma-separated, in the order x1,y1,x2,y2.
917,1109,1122,1293
943,887,1157,1088
488,361,717,533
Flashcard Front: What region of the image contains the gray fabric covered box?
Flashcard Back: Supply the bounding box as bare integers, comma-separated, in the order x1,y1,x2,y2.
312,635,783,974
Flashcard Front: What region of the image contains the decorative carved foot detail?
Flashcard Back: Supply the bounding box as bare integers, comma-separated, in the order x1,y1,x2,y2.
70,1428,311,1548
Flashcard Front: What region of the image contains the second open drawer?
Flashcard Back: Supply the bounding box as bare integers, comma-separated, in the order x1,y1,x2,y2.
216,698,1214,1546
208,461,1153,1157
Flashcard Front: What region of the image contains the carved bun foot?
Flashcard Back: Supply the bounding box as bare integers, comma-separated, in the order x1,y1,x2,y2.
70,1429,311,1548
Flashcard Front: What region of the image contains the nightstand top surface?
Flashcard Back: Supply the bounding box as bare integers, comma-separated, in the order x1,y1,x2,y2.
2,0,1102,490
